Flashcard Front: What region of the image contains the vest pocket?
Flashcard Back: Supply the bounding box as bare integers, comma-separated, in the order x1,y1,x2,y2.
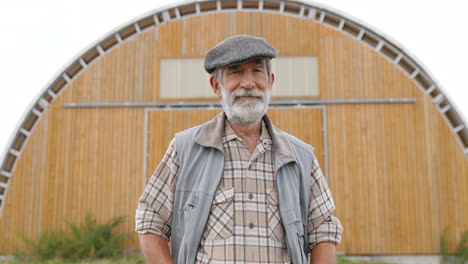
202,187,234,240
267,189,285,242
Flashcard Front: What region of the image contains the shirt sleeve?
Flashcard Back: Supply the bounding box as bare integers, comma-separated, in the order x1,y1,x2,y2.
308,155,343,249
135,138,179,242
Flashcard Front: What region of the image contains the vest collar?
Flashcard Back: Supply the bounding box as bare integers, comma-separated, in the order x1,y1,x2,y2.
194,112,296,166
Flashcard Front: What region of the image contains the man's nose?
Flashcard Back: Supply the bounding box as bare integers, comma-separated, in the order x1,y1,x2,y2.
240,73,255,89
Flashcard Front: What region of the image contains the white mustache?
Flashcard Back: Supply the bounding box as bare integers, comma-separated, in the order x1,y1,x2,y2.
231,88,264,100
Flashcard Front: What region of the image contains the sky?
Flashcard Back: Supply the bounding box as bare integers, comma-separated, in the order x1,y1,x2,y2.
0,0,467,157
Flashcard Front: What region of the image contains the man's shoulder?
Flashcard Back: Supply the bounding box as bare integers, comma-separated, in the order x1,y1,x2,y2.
275,127,315,154
264,114,315,155
175,121,209,142
176,122,206,136
176,112,223,139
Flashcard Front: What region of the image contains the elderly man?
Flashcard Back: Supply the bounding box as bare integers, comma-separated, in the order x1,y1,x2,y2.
136,35,342,264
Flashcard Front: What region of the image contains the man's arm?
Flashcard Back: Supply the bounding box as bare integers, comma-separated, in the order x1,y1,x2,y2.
310,242,336,264
135,139,179,263
308,156,343,262
139,233,173,264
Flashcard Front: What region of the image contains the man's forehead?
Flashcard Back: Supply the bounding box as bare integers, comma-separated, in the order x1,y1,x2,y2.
224,59,266,70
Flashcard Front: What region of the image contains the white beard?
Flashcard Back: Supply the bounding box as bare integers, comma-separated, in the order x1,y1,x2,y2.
220,85,270,126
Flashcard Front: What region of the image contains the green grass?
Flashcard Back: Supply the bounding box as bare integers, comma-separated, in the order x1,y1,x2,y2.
0,257,144,264
337,257,394,264
1,257,386,264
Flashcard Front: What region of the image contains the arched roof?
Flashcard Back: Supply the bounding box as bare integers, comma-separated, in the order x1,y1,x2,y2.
1,0,467,216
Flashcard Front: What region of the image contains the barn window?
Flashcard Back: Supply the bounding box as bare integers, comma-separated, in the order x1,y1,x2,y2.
159,56,319,99
159,58,212,99
271,57,319,97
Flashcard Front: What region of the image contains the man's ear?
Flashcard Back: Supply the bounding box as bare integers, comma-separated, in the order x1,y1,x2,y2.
210,76,223,99
270,72,275,89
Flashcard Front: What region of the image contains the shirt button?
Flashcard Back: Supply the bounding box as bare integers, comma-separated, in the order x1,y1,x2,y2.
248,193,254,199
249,223,255,229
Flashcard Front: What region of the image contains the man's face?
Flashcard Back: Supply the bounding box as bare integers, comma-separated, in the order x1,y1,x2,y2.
211,59,274,126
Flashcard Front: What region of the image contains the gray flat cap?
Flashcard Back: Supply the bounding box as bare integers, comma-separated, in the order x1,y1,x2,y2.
204,35,277,74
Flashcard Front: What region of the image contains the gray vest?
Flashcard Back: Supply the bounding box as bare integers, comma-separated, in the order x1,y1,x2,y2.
171,117,314,264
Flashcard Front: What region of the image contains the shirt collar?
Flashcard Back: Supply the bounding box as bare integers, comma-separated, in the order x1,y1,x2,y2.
222,118,272,145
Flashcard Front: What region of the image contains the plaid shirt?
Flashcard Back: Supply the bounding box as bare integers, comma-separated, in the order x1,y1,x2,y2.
136,119,342,263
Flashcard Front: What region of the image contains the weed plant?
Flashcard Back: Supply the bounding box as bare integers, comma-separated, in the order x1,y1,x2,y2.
440,229,468,264
18,215,127,261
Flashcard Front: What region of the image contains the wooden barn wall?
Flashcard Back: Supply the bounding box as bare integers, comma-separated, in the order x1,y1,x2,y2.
1,11,467,255
425,95,468,254
0,98,145,252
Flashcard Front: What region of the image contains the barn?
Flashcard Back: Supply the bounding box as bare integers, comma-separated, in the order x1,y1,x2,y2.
1,0,467,256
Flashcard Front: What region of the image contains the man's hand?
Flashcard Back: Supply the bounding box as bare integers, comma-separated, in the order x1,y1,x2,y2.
139,233,173,264
310,242,336,264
